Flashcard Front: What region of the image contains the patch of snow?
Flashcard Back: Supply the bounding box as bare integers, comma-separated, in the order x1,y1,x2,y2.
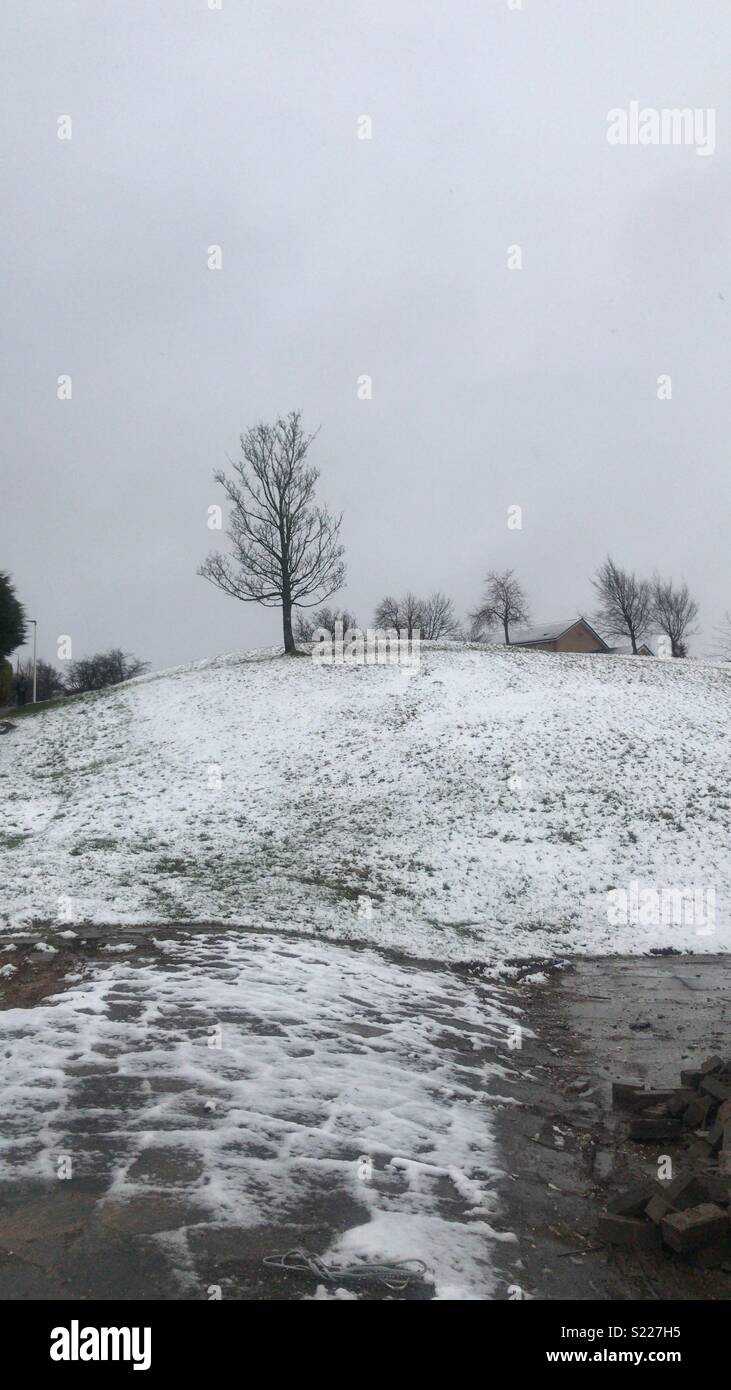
0,645,728,966
0,931,511,1299
308,1285,359,1300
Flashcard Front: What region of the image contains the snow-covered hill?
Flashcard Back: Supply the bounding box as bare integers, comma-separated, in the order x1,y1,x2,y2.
2,644,730,966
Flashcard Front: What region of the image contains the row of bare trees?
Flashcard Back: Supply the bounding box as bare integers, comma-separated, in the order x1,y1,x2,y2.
293,594,462,643
464,559,699,655
11,650,148,705
591,557,698,656
197,411,709,659
373,592,460,640
293,607,358,643
367,561,700,655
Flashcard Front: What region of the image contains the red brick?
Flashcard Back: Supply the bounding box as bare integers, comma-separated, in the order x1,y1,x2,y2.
701,1075,731,1103
698,1056,726,1077
629,1117,684,1141
660,1204,729,1254
612,1083,676,1112
684,1095,715,1128
646,1193,675,1225
608,1180,659,1218
598,1214,661,1249
680,1069,703,1089
665,1172,709,1209
687,1138,715,1165
687,1236,731,1269
667,1089,697,1116
707,1114,728,1151
697,1172,731,1205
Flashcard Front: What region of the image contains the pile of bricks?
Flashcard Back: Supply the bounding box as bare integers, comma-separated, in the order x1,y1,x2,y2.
598,1055,731,1268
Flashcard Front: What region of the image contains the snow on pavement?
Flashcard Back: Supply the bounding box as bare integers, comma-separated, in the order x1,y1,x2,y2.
0,931,517,1299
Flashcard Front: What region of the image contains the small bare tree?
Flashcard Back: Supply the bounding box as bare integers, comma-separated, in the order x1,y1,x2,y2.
373,592,424,640
469,569,529,644
419,592,460,640
592,556,651,655
651,576,698,657
199,412,345,654
373,595,400,632
294,606,357,643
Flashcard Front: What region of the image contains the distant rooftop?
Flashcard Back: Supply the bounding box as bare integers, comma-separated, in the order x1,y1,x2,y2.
511,618,591,645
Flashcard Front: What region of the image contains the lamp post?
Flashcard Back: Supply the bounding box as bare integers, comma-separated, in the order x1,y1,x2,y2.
29,619,37,703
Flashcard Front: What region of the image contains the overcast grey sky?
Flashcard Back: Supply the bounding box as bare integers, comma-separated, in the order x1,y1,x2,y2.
2,0,729,669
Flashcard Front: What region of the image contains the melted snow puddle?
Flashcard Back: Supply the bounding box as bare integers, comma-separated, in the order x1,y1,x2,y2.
0,931,516,1298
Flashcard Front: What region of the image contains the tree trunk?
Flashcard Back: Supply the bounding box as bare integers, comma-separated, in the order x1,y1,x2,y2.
503,617,510,644
282,598,296,654
630,631,637,654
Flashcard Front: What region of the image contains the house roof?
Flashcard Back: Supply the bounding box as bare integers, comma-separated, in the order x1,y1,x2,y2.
511,617,610,650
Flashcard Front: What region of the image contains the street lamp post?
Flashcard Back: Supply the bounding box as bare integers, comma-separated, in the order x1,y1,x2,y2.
29,619,37,703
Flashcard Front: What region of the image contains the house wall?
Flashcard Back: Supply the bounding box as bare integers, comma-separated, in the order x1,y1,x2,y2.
515,622,607,654
555,624,604,653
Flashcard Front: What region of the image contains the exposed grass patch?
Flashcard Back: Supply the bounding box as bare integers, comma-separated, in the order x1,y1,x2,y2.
69,837,119,856
4,695,83,720
154,856,191,875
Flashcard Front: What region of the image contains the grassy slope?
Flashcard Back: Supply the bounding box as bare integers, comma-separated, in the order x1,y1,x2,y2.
1,644,729,967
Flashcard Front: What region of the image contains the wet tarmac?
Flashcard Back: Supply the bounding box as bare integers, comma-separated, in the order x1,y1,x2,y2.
490,954,731,1300
1,931,729,1301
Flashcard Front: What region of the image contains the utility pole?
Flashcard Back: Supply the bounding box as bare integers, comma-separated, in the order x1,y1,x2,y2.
29,619,37,702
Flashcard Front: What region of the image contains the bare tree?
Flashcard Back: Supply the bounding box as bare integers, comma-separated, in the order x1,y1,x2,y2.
65,649,149,694
419,592,460,640
651,576,699,657
591,556,651,655
373,595,400,632
293,611,314,644
469,569,529,644
373,592,424,640
199,412,345,654
294,606,357,643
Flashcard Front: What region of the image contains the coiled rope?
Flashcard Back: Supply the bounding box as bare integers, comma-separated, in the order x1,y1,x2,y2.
263,1247,429,1291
